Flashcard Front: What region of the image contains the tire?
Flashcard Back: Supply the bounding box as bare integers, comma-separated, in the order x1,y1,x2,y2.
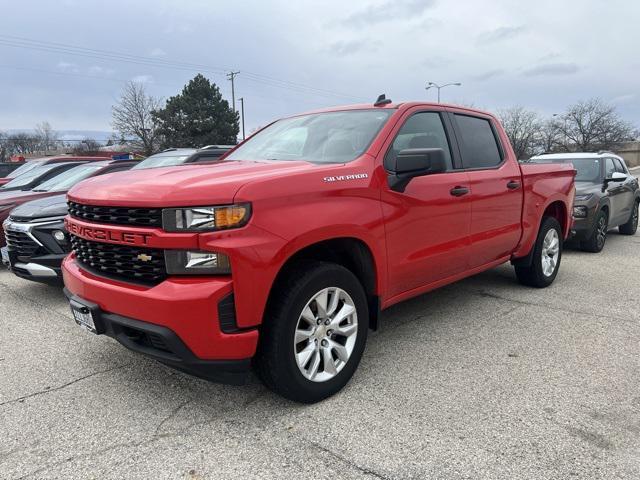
580,209,608,252
255,261,369,403
515,216,563,288
619,200,639,235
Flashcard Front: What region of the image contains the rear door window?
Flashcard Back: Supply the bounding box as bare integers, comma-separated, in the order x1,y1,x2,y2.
454,114,502,169
384,112,453,171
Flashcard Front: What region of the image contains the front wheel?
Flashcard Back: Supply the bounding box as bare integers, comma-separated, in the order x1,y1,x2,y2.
515,216,563,288
581,210,608,252
255,261,369,403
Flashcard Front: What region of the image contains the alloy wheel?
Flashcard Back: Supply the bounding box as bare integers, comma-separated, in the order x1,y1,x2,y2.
596,215,608,249
541,228,560,277
294,287,358,382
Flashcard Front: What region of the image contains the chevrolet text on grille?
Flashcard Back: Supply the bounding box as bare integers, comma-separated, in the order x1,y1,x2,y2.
65,219,152,245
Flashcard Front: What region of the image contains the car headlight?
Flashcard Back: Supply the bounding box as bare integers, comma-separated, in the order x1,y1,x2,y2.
164,250,231,275
573,206,588,218
574,194,593,202
162,204,251,232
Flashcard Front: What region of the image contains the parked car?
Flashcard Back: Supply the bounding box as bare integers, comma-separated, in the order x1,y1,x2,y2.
130,145,233,170
61,100,575,403
529,152,639,252
0,155,107,187
0,159,138,265
0,162,24,179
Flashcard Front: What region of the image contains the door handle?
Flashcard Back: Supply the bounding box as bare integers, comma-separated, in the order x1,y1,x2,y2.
507,180,521,190
450,186,470,197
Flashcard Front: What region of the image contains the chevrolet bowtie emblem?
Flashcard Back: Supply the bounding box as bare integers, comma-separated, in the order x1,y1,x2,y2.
137,253,153,262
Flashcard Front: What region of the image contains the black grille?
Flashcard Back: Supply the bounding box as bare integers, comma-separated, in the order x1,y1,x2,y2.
5,230,40,258
70,235,167,285
68,201,162,228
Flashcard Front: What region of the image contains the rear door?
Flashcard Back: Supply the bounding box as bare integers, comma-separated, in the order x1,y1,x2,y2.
380,108,471,298
449,112,523,268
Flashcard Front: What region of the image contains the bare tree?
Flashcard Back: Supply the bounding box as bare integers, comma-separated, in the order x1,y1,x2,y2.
497,106,541,160
34,121,57,153
72,138,102,154
536,119,563,154
112,81,162,155
5,133,40,155
557,98,637,151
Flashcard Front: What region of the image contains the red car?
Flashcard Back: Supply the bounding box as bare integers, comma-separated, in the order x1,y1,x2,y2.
0,159,138,248
62,100,576,402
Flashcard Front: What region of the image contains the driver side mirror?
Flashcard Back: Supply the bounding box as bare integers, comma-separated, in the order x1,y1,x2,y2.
605,171,627,184
388,148,447,193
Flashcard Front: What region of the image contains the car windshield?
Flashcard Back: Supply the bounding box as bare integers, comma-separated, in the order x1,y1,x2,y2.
33,164,104,192
225,109,394,164
530,158,601,182
132,155,191,170
0,163,62,189
6,161,42,178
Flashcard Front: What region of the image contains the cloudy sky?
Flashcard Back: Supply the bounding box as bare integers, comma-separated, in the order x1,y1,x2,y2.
1,0,638,137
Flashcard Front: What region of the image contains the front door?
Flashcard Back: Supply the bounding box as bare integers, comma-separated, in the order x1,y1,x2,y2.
380,110,471,299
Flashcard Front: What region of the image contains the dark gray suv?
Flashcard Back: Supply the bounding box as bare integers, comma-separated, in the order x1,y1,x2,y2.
530,152,639,252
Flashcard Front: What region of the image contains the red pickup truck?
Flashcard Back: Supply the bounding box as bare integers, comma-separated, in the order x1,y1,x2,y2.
62,100,575,403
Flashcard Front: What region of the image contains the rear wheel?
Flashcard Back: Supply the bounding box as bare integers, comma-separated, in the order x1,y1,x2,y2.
619,201,639,235
255,261,368,403
515,216,562,288
581,210,608,252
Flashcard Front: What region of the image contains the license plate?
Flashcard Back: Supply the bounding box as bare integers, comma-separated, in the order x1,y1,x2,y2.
1,247,9,266
71,304,97,333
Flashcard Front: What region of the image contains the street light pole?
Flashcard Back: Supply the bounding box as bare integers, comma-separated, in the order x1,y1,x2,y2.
239,97,246,141
425,82,462,103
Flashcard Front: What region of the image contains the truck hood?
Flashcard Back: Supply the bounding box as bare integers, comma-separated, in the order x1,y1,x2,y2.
9,194,68,221
67,160,318,206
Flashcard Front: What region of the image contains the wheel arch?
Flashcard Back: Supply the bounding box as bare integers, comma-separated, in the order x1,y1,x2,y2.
267,236,382,331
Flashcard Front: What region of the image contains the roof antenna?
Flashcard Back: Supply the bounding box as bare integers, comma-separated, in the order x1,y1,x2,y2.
374,94,392,107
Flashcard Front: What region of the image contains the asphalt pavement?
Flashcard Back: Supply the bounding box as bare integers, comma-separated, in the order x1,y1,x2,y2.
1,230,639,479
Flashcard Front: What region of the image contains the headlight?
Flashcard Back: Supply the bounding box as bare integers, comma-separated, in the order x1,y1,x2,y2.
573,206,588,218
574,194,593,202
164,250,231,275
162,204,251,232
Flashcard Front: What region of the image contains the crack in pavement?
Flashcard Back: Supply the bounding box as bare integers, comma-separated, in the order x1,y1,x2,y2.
310,440,395,480
476,290,640,325
0,363,132,408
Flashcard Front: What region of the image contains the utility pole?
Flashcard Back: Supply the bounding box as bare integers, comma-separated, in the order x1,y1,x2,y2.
227,71,240,113
425,82,462,103
239,97,246,141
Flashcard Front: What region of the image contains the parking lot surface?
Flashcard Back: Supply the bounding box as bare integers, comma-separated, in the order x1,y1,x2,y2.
1,231,639,479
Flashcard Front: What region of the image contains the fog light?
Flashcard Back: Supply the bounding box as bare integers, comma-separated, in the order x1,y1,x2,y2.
164,250,231,275
573,206,588,218
53,230,67,243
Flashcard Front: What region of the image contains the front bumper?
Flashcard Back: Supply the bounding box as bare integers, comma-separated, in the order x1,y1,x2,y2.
62,255,259,363
64,288,251,384
569,202,598,241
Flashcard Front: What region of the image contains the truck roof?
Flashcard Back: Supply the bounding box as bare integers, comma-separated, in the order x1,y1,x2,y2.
294,101,496,119
531,152,622,160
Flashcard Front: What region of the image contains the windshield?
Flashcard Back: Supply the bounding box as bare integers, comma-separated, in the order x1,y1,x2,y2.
6,161,42,179
0,163,62,189
34,164,103,192
132,155,190,170
225,109,394,164
530,158,601,182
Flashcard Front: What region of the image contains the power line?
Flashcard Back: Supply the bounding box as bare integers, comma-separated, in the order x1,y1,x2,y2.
0,34,363,102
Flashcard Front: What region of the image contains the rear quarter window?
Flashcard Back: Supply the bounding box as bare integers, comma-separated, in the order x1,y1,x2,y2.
454,114,503,169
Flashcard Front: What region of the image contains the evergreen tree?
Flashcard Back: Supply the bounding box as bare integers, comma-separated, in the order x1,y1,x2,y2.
153,74,239,148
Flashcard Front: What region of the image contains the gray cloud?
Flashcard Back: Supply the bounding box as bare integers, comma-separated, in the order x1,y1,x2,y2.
522,62,580,76
477,25,525,44
327,39,373,56
343,0,436,27
473,69,504,81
